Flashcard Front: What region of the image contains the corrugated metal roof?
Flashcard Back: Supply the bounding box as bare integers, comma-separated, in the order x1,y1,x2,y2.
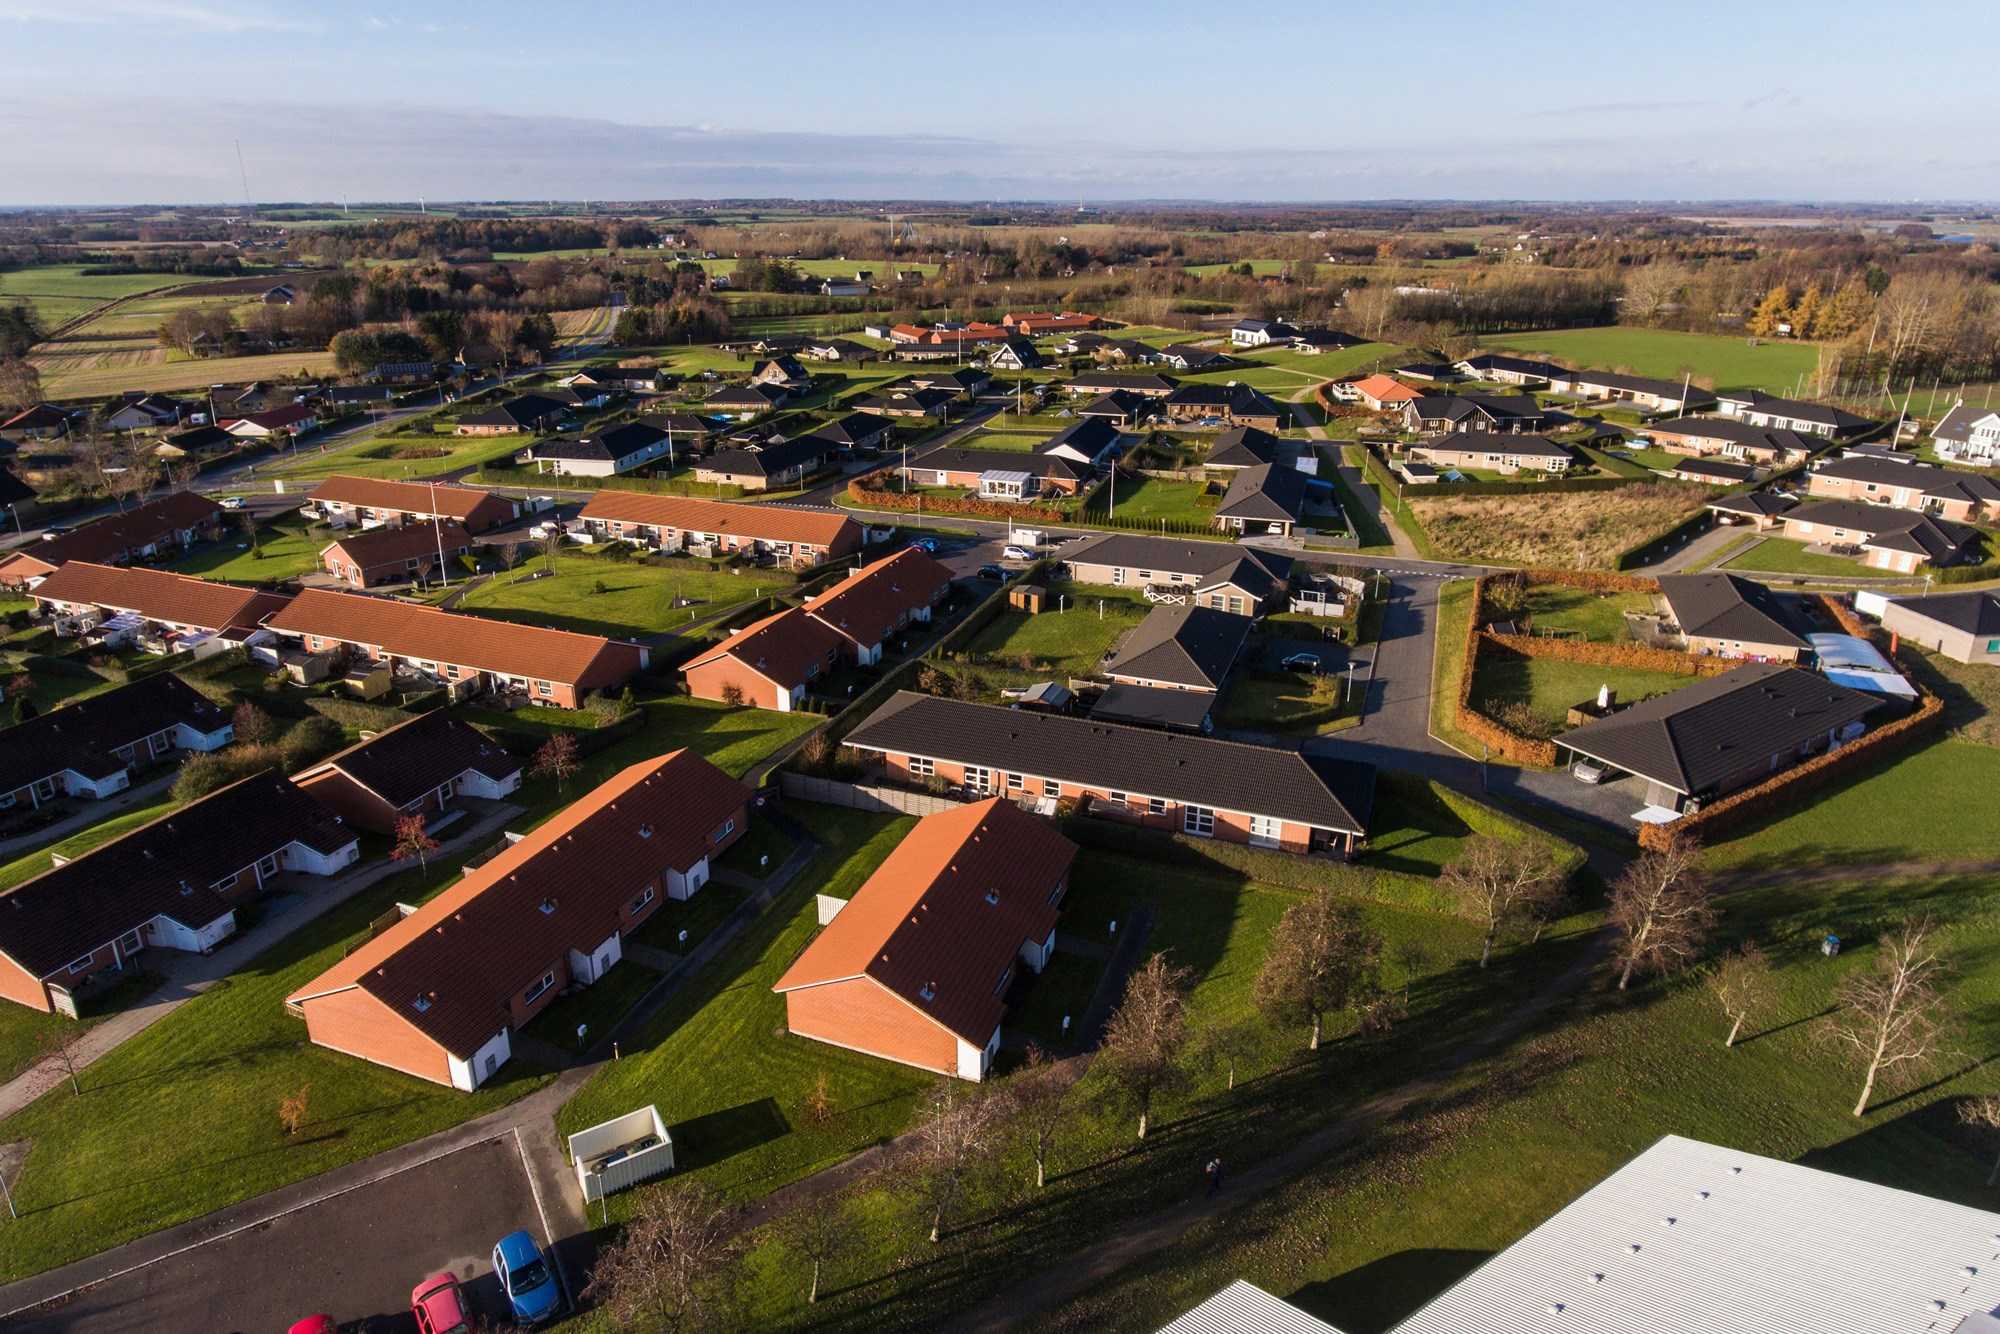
1392,1135,2000,1334
1157,1281,1346,1334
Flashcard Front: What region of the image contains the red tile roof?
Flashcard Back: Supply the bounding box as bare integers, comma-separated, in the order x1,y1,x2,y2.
801,547,954,650
774,799,1075,1045
266,587,643,688
578,490,859,550
306,475,507,523
290,750,749,1057
322,522,473,571
31,561,292,631
683,605,846,691
1351,373,1420,404
0,491,222,576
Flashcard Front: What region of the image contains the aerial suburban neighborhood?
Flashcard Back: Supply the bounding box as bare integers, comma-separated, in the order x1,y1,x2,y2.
0,9,1997,1331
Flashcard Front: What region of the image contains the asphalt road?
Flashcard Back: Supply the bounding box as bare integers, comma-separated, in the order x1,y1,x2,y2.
9,1134,556,1334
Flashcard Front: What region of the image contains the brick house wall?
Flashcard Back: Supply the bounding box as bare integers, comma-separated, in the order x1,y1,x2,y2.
293,768,409,835
299,987,454,1086
784,977,957,1077
0,953,54,1011
1806,473,1980,524
684,656,792,710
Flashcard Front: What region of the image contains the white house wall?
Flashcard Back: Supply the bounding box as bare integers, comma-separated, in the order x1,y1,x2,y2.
284,838,360,877
449,1027,513,1092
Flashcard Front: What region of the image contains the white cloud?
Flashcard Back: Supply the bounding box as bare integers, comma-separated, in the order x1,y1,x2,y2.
0,0,315,32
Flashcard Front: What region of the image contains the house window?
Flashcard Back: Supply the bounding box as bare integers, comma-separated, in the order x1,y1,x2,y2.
713,817,736,842
1184,805,1215,837
535,680,554,697
524,971,556,1005
1227,596,1245,615
1044,780,1063,798
632,886,655,913
966,767,994,794
68,953,97,974
1248,815,1282,848
213,872,239,892
1148,797,1167,817
1109,791,1128,805
117,929,141,955
908,756,934,777
1007,773,1025,792
257,853,279,878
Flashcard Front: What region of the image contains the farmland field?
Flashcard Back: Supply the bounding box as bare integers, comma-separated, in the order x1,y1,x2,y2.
1484,327,1820,394
1407,482,1707,567
33,347,340,396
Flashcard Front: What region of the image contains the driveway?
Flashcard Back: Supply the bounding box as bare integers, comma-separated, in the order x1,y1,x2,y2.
7,1133,559,1334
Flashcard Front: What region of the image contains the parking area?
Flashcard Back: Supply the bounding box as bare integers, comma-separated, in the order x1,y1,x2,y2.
1258,632,1349,673
11,1134,559,1334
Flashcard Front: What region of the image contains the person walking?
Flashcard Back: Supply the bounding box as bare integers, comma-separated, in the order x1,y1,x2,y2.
1204,1155,1223,1198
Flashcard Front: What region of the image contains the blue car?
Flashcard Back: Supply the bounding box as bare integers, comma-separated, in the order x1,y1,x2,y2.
906,537,940,553
492,1229,563,1325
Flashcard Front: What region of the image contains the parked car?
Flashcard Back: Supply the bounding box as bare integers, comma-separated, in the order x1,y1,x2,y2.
1001,544,1034,561
287,1318,338,1334
1571,759,1607,784
906,537,940,553
411,1272,472,1334
1280,652,1321,673
219,495,245,510
492,1230,563,1325
976,563,1006,580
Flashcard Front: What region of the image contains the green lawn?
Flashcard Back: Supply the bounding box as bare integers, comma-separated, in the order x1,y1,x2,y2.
1721,537,1875,578
958,430,1059,452
1095,476,1217,525
1426,578,1485,756
169,520,324,583
717,821,797,881
1486,327,1822,395
0,855,555,1283
263,431,521,484
1359,776,1563,879
1469,652,1690,735
453,553,796,638
0,264,184,302
1214,670,1353,735
1517,582,1653,641
524,959,664,1053
959,582,1149,684
0,969,161,1089
631,879,750,956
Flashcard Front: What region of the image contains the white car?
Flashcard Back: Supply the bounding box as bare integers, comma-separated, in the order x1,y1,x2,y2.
219,496,245,510
1571,759,1607,785
1002,545,1034,561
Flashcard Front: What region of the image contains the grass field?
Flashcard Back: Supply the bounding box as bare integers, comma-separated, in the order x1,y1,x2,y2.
35,347,340,397
1485,327,1821,395
956,430,1056,452
168,520,323,583
1720,537,1874,578
1408,483,1707,568
1214,670,1352,734
959,581,1149,684
1517,581,1653,640
1470,651,1692,735
262,431,519,484
1095,476,1217,525
453,553,795,637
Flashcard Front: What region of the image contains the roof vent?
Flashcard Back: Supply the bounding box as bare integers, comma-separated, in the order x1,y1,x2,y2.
1546,1303,1565,1315
539,898,557,915
1590,1274,1605,1284
1662,1217,1676,1227
413,995,432,1013
918,983,936,1001
985,891,1000,906
638,824,653,839
1627,1244,1641,1255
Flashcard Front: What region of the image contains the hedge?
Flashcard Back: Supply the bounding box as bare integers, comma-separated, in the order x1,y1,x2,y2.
848,479,1072,524
1482,631,1735,679
1642,691,1947,850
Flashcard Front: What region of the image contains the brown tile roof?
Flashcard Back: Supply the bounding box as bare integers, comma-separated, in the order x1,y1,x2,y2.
1351,373,1420,403
578,490,859,550
801,547,954,650
0,672,230,793
0,491,222,573
322,522,473,571
306,475,507,523
297,708,520,810
290,750,749,1057
774,798,1075,1044
0,770,355,979
683,605,846,691
31,562,293,631
266,587,643,688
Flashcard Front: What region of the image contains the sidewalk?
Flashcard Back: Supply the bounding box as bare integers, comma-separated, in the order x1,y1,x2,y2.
0,800,525,1122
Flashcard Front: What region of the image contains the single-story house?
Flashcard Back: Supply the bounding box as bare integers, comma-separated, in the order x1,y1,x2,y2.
1805,454,2000,524
773,799,1075,1081
1214,462,1310,538
1454,354,1567,386
1644,417,1815,465
852,387,954,419
820,278,867,298
292,708,522,835
563,366,664,394
1289,328,1365,354
0,490,225,586
1231,319,1298,348
1164,382,1285,430
1156,344,1232,371
223,404,319,439
1545,369,1716,414
1661,457,1758,486
1409,431,1574,475
703,383,791,418
265,588,647,709
1931,400,2000,465
693,436,836,491
1062,371,1178,399
103,393,191,433
1087,682,1216,734
901,447,1090,499
287,750,749,1089
1776,500,1981,573
31,562,291,652
1875,590,2000,666
894,367,990,397
844,692,1376,856
1715,390,1872,438
1396,362,1460,382
1104,604,1254,692
1400,393,1553,435
1,402,80,441
1344,373,1421,411
749,355,810,390
305,475,519,534
454,393,569,436
1004,311,1101,335
985,337,1045,371
0,672,233,813
1063,533,1292,615
1556,662,1882,815
523,421,675,478
636,412,719,452
1705,490,1797,530
1657,573,1809,662
1159,1282,1342,1334
153,424,237,461
1204,426,1282,471
0,771,358,1014
793,546,955,666
1038,414,1123,466
802,339,881,364
1074,390,1152,427
320,522,474,589
575,491,862,566
682,606,847,711
805,412,893,455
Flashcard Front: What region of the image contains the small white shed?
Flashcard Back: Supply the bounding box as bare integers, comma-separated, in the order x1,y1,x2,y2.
568,1105,674,1203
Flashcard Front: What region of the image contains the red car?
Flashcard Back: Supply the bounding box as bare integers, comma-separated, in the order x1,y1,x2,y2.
287,1320,337,1334
411,1272,473,1334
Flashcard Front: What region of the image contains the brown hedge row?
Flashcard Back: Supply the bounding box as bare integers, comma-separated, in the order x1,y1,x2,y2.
846,479,1071,524
1483,630,1736,678
1639,690,1946,850
1512,567,1660,595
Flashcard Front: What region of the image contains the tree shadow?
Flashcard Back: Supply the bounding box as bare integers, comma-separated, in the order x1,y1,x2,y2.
1733,1005,1836,1047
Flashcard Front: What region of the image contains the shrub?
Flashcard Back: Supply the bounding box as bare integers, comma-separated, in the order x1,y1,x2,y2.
278,715,344,770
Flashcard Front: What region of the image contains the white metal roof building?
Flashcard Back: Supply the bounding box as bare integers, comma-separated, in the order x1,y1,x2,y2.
1158,1280,1347,1334
1393,1135,2000,1334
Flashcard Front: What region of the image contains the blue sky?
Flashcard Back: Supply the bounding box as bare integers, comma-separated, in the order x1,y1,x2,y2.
1,0,1996,205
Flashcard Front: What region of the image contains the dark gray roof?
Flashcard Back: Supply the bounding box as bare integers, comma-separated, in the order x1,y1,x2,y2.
1707,490,1796,518
1417,430,1573,461
1166,382,1284,417
1088,683,1215,732
1406,393,1550,427
1559,369,1715,404
1161,343,1229,367
806,412,891,448
1785,501,1979,561
637,412,716,437
1041,414,1120,457
845,692,1374,834
1649,417,1814,456
1932,402,2000,445
1206,426,1282,469
1063,372,1178,395
704,383,789,409
703,436,833,477
912,448,1087,482
0,673,228,793
1105,605,1253,690
1559,663,1882,797
310,708,520,810
457,393,566,429
854,387,953,412
1216,463,1308,522
1063,533,1292,597
1884,589,2000,637
1812,455,2000,506
528,420,666,463
1717,391,1873,434
1668,457,1757,484
1461,353,1567,379
1657,574,1809,651
1075,390,1149,419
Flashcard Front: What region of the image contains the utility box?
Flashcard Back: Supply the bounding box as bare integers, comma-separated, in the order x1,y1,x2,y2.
569,1105,674,1203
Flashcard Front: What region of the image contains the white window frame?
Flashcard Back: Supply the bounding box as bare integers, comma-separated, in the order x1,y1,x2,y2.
117,929,142,955
524,971,556,1005
1184,805,1215,837
632,886,655,913
67,952,96,974
1148,796,1167,817
908,755,935,777
1248,814,1282,848
714,817,736,842
1007,773,1025,793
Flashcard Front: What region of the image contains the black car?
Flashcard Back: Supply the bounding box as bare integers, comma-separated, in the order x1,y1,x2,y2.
975,563,1006,580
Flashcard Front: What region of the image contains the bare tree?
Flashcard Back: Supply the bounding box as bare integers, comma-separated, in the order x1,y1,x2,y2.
905,1079,1007,1243
277,1081,312,1136
1958,1095,2000,1186
1097,952,1193,1140
1440,835,1565,968
772,1185,858,1305
1008,1044,1080,1189
530,732,582,794
1708,942,1778,1048
392,812,441,872
584,1178,742,1333
231,700,275,745
540,532,561,574
36,1022,87,1096
0,357,41,414
499,540,521,571
1609,835,1716,990
1253,888,1383,1051
1823,917,1956,1118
